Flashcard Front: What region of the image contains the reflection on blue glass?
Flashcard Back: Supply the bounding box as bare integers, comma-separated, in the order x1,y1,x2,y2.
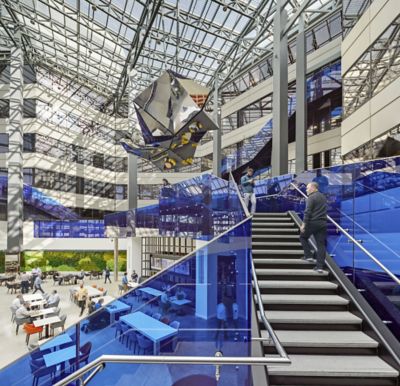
34,220,105,238
0,219,252,386
258,155,400,340
105,174,245,240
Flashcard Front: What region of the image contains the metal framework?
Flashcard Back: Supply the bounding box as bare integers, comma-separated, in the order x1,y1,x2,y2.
0,0,339,112
343,14,400,118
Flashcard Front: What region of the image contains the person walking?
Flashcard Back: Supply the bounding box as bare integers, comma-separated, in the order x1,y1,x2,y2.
104,267,111,284
20,271,30,294
32,274,44,294
240,167,257,214
299,182,327,273
121,272,129,292
76,283,88,317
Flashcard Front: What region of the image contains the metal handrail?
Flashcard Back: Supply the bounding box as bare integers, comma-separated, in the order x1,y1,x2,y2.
229,171,290,362
229,171,251,218
54,354,291,386
289,183,400,285
251,257,290,360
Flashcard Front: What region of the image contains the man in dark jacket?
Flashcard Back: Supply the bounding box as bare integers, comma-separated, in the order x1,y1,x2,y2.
300,182,327,273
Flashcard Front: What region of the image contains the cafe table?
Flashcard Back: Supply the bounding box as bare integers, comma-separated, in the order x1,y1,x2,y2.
120,311,177,354
34,316,61,338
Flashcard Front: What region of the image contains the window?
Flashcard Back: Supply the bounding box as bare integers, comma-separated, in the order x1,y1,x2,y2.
0,133,8,153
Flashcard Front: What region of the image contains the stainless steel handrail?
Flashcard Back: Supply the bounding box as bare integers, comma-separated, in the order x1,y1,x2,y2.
290,183,400,285
229,171,251,218
229,171,290,362
54,354,291,386
251,257,290,360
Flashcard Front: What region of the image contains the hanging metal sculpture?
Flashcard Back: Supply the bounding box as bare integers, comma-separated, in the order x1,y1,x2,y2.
121,70,218,170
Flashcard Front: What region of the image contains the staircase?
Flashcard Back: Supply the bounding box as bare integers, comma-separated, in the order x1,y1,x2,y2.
252,212,400,386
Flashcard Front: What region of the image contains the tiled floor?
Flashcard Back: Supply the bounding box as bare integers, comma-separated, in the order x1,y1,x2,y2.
0,276,252,386
0,274,120,369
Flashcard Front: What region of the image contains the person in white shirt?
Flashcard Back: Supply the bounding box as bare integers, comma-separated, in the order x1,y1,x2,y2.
12,294,23,310
47,290,60,306
33,274,44,294
215,298,228,350
15,303,32,321
232,302,239,341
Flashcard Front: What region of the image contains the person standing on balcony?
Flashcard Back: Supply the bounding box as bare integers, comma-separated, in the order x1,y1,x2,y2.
299,182,327,273
241,167,256,214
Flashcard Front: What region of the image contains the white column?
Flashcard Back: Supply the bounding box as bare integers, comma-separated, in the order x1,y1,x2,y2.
126,236,142,278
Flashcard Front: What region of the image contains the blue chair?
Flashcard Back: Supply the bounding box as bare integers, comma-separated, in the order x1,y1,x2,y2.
169,321,180,330
152,313,161,320
68,341,92,371
29,360,56,386
115,322,130,344
137,334,153,355
126,330,138,353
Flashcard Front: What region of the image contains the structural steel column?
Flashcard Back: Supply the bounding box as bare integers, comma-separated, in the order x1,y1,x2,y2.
7,28,23,258
128,69,138,210
113,237,119,282
271,0,289,176
213,74,221,177
128,154,138,209
295,14,307,174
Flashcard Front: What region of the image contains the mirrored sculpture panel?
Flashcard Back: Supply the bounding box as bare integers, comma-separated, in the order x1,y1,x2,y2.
121,70,218,170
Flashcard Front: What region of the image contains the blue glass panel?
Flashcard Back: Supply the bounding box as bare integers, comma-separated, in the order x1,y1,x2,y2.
34,220,105,238
105,174,245,240
0,219,252,386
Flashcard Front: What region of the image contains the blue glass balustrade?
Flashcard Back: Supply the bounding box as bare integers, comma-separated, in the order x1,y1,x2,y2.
0,218,252,386
105,174,246,240
256,155,400,340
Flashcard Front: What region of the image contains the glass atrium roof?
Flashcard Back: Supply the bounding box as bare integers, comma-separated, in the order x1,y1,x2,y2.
0,0,339,104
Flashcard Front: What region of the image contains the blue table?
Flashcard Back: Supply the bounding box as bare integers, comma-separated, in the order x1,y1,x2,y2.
43,345,77,367
39,334,73,351
106,300,131,323
120,311,177,354
138,287,164,298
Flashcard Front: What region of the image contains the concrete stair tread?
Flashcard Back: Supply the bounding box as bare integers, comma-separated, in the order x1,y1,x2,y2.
253,258,312,265
262,330,379,348
253,223,295,227
252,242,301,246
257,280,338,289
252,228,299,233
252,235,299,239
259,310,362,324
253,213,288,216
258,294,349,305
253,249,304,255
255,268,328,276
268,354,398,377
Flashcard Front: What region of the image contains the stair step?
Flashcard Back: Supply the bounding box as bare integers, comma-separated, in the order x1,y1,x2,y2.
253,249,304,255
252,228,298,233
258,294,349,305
252,234,299,239
259,310,362,325
255,268,328,277
268,354,398,378
252,222,295,227
252,218,293,222
257,280,338,290
252,242,301,247
253,212,288,217
262,330,379,348
253,258,313,266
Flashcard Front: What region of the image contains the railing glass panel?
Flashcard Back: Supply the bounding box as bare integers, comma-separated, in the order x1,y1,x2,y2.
0,218,252,386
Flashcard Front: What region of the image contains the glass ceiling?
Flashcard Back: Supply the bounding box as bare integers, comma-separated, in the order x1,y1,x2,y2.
0,0,338,105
